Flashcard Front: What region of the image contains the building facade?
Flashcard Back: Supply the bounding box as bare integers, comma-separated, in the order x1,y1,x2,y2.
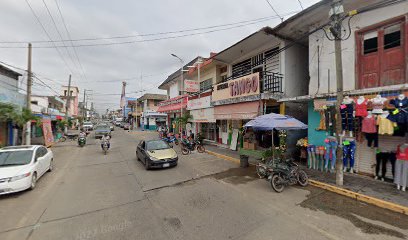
0,64,24,146
60,86,79,117
136,93,167,130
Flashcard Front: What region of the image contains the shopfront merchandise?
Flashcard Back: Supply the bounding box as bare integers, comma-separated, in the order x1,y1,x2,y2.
355,96,368,117
394,144,408,191
370,95,388,114
324,136,337,171
387,95,408,125
342,138,356,172
375,151,396,180
377,113,396,135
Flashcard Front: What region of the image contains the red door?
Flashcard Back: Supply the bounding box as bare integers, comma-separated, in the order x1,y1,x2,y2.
357,17,407,89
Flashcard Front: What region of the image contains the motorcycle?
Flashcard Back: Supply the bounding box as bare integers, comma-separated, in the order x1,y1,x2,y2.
180,139,205,155
162,135,179,146
268,158,308,193
102,140,109,155
78,136,86,147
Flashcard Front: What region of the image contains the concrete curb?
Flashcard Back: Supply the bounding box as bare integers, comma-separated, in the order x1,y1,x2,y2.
309,180,408,216
205,150,408,216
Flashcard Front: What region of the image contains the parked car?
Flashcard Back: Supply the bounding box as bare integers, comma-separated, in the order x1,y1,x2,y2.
82,121,94,131
94,124,112,139
110,125,114,131
123,123,130,130
120,122,125,128
0,145,54,195
136,140,178,170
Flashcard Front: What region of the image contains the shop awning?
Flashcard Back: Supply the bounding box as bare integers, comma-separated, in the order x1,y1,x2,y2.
214,101,260,120
157,95,188,113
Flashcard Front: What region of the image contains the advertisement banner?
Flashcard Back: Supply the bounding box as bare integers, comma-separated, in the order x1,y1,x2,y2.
187,96,211,110
212,72,259,102
184,80,199,93
42,118,54,147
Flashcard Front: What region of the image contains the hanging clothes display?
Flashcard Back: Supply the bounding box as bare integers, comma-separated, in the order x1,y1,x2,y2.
355,97,368,117
361,114,378,147
375,151,396,180
324,105,336,136
387,96,408,125
343,139,356,172
394,144,408,191
377,114,396,135
340,104,354,131
370,95,387,114
324,136,337,171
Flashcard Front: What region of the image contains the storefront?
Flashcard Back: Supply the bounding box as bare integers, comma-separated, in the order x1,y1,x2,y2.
157,95,188,133
307,90,408,188
143,111,167,130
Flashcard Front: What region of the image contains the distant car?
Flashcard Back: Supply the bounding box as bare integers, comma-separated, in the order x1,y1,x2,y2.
120,122,125,128
0,145,54,195
94,125,112,139
136,140,178,170
123,123,130,130
83,121,93,131
110,125,114,131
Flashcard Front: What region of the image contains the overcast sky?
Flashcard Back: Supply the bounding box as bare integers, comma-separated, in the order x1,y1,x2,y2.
0,0,320,113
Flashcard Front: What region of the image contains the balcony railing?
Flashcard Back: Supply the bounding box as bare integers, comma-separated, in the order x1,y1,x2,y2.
218,71,283,94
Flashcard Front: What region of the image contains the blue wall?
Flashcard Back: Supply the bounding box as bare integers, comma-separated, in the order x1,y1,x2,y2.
307,101,327,146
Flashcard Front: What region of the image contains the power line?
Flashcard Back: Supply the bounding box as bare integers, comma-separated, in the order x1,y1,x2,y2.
0,12,297,48
24,0,75,74
0,13,297,44
297,0,304,10
264,0,283,22
53,0,88,83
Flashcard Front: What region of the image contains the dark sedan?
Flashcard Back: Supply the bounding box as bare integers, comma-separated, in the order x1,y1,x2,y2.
136,140,178,170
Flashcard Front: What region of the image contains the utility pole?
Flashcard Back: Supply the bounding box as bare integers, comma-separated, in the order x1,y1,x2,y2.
82,89,86,119
64,74,72,134
331,0,345,186
25,43,32,145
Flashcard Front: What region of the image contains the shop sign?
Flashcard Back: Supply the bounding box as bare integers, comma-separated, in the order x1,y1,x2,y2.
187,96,211,110
212,72,259,102
127,100,137,106
42,118,54,147
191,108,215,123
184,80,199,93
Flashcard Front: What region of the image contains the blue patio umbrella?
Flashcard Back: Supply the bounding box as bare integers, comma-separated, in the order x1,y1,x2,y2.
244,113,307,131
244,113,307,159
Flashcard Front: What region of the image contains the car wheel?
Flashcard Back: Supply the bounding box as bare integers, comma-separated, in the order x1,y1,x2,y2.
29,172,37,190
48,159,54,172
145,160,150,170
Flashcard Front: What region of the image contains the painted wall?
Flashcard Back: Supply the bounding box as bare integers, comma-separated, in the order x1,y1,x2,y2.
283,42,309,97
0,74,25,107
169,81,179,99
307,101,327,146
308,2,408,94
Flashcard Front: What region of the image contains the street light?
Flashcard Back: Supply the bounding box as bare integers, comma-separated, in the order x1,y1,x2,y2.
171,53,185,136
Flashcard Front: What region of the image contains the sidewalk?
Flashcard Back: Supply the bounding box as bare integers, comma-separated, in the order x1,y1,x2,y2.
204,144,408,209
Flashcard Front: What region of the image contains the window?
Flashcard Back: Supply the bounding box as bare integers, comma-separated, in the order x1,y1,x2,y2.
64,90,67,96
384,24,401,50
232,58,251,77
200,78,212,92
363,32,378,54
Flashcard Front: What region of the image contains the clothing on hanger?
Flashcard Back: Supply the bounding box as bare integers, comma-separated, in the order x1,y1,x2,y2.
376,152,396,179
343,139,356,169
377,115,396,135
340,104,353,131
355,99,368,117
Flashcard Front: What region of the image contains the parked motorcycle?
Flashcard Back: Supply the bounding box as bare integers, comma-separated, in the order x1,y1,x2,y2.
180,139,205,155
78,136,86,147
268,158,308,193
162,136,179,146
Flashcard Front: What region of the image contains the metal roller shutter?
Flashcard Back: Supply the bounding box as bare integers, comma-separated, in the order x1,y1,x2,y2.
356,135,405,178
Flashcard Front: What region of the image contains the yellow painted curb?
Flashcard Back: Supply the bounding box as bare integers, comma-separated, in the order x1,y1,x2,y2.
309,180,408,216
205,150,408,216
206,150,240,164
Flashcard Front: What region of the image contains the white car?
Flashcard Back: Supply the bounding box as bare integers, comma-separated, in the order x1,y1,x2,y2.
83,121,94,130
0,145,54,195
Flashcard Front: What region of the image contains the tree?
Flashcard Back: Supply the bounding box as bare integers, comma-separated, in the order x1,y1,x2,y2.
0,102,39,127
175,113,192,133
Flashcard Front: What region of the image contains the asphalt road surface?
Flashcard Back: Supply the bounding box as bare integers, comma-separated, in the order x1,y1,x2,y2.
0,129,407,240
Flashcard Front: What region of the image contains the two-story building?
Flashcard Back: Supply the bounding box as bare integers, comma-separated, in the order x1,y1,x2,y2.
211,26,309,150
158,57,202,133
0,63,24,146
277,0,408,176
137,93,167,130
60,86,79,117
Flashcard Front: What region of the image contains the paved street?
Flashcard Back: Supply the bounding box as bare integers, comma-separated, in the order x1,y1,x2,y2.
0,129,407,240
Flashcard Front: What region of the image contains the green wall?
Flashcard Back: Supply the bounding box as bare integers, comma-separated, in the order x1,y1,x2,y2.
307,101,327,146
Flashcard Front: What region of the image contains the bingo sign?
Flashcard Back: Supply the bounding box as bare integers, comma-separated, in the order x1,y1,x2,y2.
42,118,54,147
184,80,199,93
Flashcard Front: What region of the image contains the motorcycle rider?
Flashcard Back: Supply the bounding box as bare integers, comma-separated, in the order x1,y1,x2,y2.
78,128,87,145
100,133,111,150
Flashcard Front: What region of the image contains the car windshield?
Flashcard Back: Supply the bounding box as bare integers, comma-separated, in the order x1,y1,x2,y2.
95,125,109,130
0,150,33,167
146,141,170,150
83,122,92,125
